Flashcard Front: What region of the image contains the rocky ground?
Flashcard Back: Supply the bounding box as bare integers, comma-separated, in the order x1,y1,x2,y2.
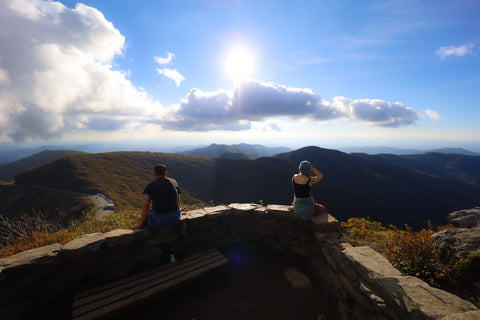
433,207,480,259
431,207,480,308
112,241,337,320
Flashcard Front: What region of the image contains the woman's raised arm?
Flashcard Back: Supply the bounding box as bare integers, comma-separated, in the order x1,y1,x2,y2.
310,167,323,185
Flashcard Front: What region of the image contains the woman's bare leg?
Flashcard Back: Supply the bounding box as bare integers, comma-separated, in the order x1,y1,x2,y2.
314,203,326,216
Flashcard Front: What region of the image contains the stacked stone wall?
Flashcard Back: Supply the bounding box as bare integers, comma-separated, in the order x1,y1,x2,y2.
0,203,478,319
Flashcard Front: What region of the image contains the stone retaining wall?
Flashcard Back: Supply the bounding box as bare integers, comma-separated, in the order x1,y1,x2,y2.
0,203,478,319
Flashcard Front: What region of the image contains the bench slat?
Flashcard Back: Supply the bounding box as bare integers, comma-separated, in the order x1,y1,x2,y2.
74,248,219,300
75,257,228,320
74,250,225,311
74,249,222,307
73,249,228,320
73,255,228,319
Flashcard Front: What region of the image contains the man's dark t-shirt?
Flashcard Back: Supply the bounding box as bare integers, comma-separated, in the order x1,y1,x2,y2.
143,177,181,214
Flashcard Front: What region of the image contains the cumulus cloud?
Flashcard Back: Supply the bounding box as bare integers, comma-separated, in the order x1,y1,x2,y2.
332,97,419,127
435,44,475,59
232,81,340,120
158,80,420,131
424,109,442,121
156,68,185,87
0,0,157,141
158,88,234,131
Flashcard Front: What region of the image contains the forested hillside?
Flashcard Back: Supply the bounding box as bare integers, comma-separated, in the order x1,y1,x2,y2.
15,152,216,210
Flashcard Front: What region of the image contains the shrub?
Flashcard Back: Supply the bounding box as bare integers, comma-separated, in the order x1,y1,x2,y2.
342,218,451,284
0,209,138,258
0,212,62,247
70,210,139,236
0,230,75,258
384,228,442,285
341,217,394,244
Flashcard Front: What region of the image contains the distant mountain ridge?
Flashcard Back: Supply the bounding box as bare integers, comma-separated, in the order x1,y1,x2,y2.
181,143,291,159
341,146,479,155
0,150,84,180
10,146,480,229
351,152,480,187
0,146,58,165
426,148,478,156
340,146,423,155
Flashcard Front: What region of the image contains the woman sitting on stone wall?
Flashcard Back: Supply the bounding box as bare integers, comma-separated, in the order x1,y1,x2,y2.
292,160,326,219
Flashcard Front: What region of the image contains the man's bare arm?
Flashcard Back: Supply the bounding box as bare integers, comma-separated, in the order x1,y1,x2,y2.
132,194,151,229
178,194,185,214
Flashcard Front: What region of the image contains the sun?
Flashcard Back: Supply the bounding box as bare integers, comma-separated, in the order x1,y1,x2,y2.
224,45,255,82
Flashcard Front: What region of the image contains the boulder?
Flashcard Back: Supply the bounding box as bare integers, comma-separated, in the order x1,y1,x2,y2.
390,276,478,318
432,228,480,258
448,207,480,228
443,310,480,320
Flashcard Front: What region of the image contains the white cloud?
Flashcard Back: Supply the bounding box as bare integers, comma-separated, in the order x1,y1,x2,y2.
0,0,158,141
332,97,419,127
158,88,234,131
154,53,185,86
154,52,175,65
435,44,475,59
158,80,420,131
424,109,442,121
156,68,185,87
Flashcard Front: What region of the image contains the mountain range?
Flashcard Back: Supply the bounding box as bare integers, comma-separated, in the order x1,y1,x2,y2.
339,146,479,155
351,152,480,187
3,142,477,166
5,145,479,230
181,143,291,159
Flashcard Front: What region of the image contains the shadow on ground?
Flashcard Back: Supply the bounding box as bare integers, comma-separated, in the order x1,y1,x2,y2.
112,240,336,320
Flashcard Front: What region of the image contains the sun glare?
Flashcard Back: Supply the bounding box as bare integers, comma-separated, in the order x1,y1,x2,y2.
224,46,255,82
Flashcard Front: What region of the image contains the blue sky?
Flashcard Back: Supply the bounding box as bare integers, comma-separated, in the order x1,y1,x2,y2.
0,0,479,151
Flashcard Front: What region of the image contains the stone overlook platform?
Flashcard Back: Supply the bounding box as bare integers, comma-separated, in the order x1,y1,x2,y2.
1,203,479,319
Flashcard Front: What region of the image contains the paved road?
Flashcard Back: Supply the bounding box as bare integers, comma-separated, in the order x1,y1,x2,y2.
88,193,115,219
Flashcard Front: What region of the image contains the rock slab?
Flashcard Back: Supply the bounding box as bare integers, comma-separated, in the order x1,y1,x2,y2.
448,207,480,228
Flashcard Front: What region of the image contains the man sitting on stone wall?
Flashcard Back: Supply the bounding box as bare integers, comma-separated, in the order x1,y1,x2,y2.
131,164,183,230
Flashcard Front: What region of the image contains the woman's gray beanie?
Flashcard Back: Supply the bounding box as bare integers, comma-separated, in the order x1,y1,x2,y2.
299,160,312,173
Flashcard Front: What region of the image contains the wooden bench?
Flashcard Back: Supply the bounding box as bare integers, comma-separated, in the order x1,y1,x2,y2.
72,248,229,320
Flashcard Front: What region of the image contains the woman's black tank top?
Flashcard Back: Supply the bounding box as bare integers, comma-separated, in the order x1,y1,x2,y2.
293,177,311,198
